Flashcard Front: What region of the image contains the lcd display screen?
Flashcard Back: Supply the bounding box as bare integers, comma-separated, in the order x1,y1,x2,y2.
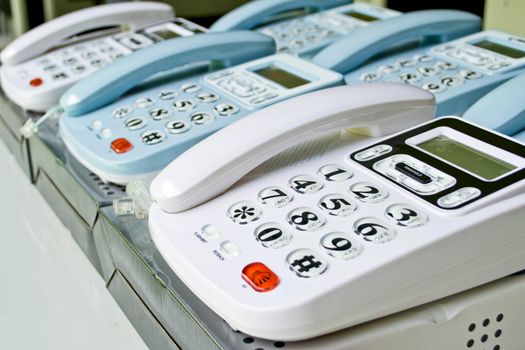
418,135,516,180
152,28,181,40
343,11,379,22
253,65,310,88
473,40,525,59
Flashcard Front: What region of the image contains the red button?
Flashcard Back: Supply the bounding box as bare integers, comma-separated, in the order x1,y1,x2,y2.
111,138,133,154
242,262,279,292
29,78,43,87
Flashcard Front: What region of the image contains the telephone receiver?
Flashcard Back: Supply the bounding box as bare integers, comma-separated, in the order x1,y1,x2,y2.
60,9,479,117
150,83,435,213
312,9,480,73
463,72,525,137
210,0,351,31
60,31,276,116
0,2,174,66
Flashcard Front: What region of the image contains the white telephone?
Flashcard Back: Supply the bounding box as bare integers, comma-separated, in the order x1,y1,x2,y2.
0,2,206,112
148,84,525,341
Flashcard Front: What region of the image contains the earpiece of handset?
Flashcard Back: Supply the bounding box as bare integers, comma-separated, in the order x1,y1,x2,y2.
151,83,436,213
463,73,525,136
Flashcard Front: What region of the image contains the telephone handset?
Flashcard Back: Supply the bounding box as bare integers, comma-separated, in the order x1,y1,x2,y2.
211,0,351,31
58,10,479,185
150,84,436,212
148,85,525,341
211,0,401,57
0,2,173,65
0,2,207,112
341,24,525,116
463,72,525,136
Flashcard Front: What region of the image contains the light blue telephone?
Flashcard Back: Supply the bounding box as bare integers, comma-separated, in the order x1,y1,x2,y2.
340,17,525,116
463,72,525,141
58,11,480,185
210,0,401,57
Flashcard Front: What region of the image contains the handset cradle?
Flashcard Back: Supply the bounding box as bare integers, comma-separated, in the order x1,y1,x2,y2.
151,84,436,213
210,0,351,31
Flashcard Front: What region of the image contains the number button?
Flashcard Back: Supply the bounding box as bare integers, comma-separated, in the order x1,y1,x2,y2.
136,97,155,108
181,82,202,94
350,182,388,203
400,72,421,83
227,201,262,225
71,64,86,74
354,217,396,244
287,207,325,232
196,92,219,103
319,194,357,217
190,112,214,125
158,90,178,100
149,108,171,120
288,175,323,194
124,117,147,131
173,99,195,112
214,103,239,116
165,120,191,134
51,72,68,80
254,223,292,249
257,187,293,208
318,164,352,182
320,232,362,260
359,72,380,82
140,130,165,145
63,57,78,66
286,248,328,278
385,203,428,228
112,106,132,119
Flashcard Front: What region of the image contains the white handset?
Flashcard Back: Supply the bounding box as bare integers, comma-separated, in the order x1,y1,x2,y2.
0,2,173,65
151,84,436,213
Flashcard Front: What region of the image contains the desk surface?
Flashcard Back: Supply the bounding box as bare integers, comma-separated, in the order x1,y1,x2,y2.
0,138,148,350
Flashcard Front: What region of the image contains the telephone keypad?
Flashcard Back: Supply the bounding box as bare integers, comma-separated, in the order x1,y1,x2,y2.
218,160,432,282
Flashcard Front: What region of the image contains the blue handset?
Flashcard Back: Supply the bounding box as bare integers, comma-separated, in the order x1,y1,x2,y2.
343,26,525,117
210,0,351,31
463,72,525,136
211,0,401,57
61,31,276,116
58,10,481,184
